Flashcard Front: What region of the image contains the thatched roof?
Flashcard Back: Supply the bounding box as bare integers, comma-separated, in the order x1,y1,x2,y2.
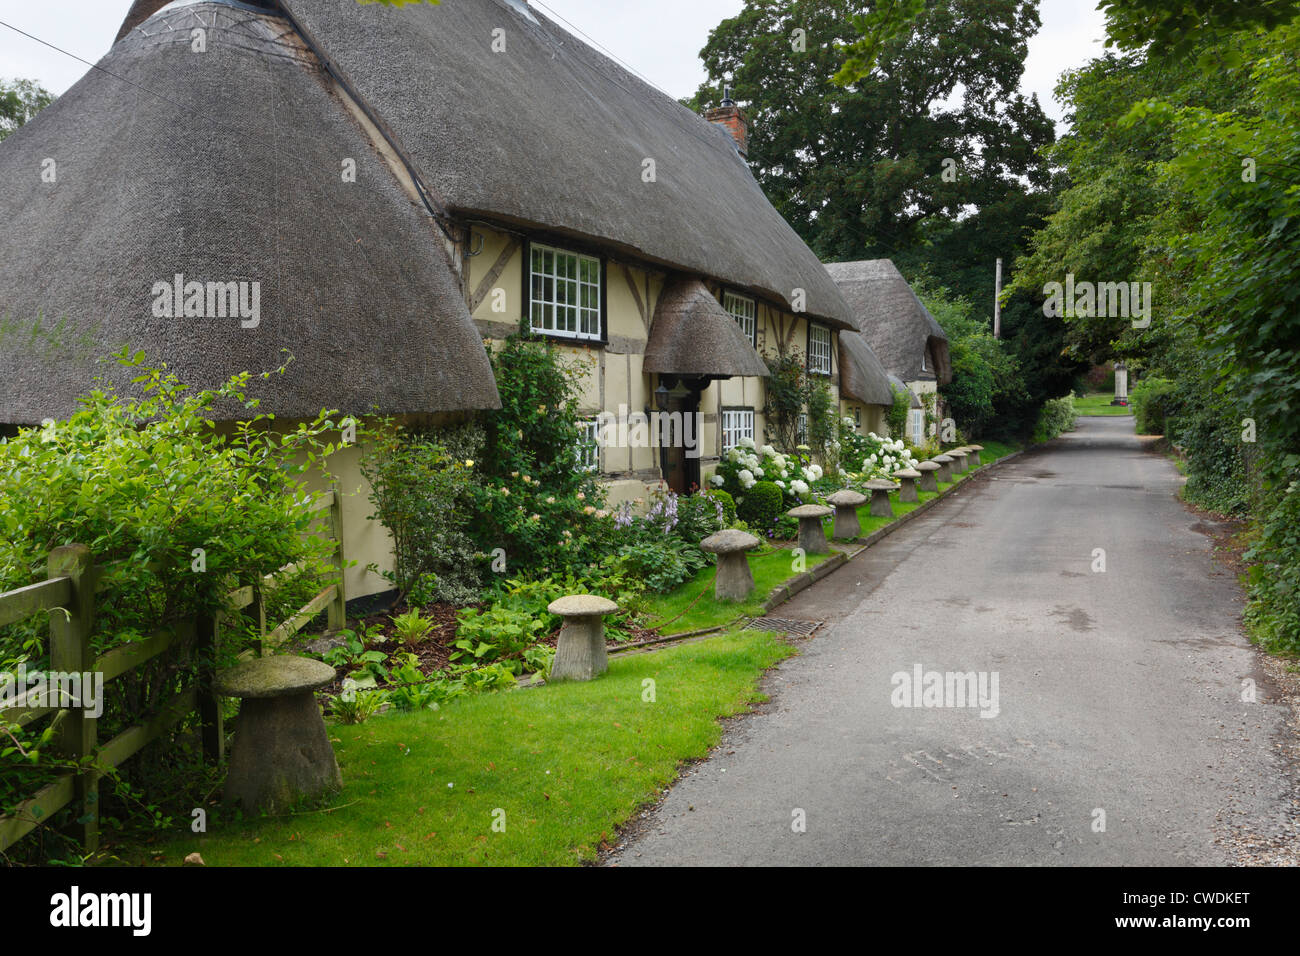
643,279,770,379
838,331,893,406
824,259,952,384
113,0,185,43
278,0,855,330
0,1,499,424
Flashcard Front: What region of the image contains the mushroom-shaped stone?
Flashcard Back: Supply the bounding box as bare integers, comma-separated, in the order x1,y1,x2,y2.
948,448,970,473
787,503,833,554
864,478,899,517
825,489,868,540
965,444,984,468
216,656,341,813
915,460,942,493
547,594,619,682
931,454,955,483
701,529,762,601
894,467,922,503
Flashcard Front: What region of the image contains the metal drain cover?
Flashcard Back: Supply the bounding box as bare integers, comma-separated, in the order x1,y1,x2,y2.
745,618,824,636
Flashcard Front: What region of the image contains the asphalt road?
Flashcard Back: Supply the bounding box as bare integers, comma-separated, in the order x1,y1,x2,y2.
608,417,1293,866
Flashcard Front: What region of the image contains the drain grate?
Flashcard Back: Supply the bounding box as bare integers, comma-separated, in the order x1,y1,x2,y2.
745,617,824,636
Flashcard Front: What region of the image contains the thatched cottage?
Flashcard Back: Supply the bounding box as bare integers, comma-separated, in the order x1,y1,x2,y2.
825,259,952,444
0,0,894,599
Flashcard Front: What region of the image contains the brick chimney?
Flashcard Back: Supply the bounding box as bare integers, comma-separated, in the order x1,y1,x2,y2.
704,87,749,158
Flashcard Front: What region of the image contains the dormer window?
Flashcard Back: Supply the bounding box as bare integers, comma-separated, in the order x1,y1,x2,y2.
723,292,757,347
921,349,929,373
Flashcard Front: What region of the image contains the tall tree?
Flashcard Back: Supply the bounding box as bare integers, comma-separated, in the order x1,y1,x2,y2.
692,0,1054,288
692,0,1073,432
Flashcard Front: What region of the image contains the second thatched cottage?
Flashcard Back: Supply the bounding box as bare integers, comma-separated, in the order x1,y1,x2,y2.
826,259,953,444
0,0,896,599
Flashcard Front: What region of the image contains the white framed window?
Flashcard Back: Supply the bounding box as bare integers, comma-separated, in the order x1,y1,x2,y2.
529,242,601,341
721,407,755,452
853,407,862,429
797,412,808,445
576,419,601,473
910,408,924,445
808,324,832,375
723,292,757,346
921,348,929,372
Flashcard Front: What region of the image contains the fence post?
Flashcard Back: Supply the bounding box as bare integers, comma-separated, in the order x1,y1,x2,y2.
327,482,347,631
194,612,224,764
48,544,97,855
253,582,267,658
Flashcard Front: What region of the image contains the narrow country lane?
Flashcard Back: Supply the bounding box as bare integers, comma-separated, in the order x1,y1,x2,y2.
609,418,1295,866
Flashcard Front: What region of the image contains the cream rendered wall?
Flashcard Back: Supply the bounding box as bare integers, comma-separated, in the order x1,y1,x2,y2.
463,223,855,502
840,399,887,438
465,223,664,508
236,417,402,603
304,437,394,601
700,295,846,485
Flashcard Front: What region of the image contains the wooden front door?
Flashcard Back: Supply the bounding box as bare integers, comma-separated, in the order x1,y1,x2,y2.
661,389,701,495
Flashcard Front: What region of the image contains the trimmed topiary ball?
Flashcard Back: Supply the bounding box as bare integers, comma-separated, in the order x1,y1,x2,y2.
737,480,783,532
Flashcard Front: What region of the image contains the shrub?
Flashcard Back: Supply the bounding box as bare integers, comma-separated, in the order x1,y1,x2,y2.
885,385,910,440
737,480,784,531
473,324,604,575
0,351,337,850
763,352,808,452
842,430,921,480
1244,481,1300,654
713,439,821,508
1034,395,1077,441
1130,376,1176,435
360,422,482,604
807,375,836,456
1178,405,1251,515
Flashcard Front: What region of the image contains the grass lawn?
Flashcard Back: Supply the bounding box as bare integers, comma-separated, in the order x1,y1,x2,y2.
140,630,794,866
122,439,1023,868
1074,392,1132,416
642,545,836,634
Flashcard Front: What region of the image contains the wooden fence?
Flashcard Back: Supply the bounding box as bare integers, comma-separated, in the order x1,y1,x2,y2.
0,487,346,855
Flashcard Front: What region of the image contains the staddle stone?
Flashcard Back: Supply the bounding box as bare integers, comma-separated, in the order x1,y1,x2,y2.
949,449,969,473
216,656,337,698
966,444,984,468
864,479,898,518
825,489,867,540
548,594,619,682
218,656,341,814
701,529,762,601
788,503,833,554
932,454,955,483
916,460,941,493
894,467,922,503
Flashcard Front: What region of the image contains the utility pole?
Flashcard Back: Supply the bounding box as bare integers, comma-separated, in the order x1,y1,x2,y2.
993,257,1002,339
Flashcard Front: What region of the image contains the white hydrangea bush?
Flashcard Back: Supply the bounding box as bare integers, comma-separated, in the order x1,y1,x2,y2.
713,437,825,505
854,432,920,480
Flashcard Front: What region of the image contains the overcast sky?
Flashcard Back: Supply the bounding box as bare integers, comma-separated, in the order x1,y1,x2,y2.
0,0,1106,131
